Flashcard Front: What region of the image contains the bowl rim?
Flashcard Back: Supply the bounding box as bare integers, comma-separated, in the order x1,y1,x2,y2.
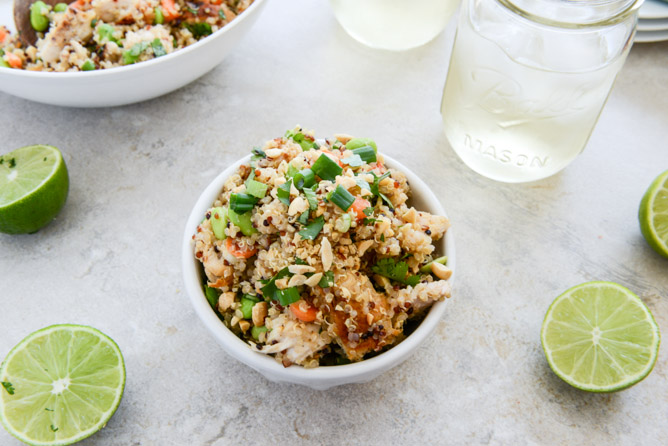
181,152,455,383
0,0,266,79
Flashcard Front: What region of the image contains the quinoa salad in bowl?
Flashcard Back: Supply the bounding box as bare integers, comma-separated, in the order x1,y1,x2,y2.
0,0,253,71
189,129,453,370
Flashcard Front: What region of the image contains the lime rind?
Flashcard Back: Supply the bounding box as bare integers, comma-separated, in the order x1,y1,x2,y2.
0,325,125,446
639,169,668,259
541,281,660,393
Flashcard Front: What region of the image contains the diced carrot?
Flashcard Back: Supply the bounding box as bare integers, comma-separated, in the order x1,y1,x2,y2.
224,237,257,259
351,197,371,221
70,0,87,9
161,0,180,21
4,52,22,69
0,27,7,44
290,301,318,322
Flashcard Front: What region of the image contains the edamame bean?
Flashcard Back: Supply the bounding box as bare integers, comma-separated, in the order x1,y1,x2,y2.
154,6,164,25
53,3,68,12
30,1,50,32
81,60,95,71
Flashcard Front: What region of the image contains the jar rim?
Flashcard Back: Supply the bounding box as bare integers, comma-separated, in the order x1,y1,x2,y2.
497,0,642,28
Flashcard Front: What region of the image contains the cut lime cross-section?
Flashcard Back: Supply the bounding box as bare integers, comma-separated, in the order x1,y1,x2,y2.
639,169,668,259
0,145,69,234
541,282,660,393
0,325,125,445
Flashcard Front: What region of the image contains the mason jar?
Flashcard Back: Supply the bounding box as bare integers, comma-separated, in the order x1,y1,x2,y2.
441,0,641,183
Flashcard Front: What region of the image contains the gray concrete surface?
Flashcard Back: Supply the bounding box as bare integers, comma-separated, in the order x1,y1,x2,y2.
1,1,667,445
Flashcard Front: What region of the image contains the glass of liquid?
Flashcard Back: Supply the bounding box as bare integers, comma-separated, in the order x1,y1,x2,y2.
329,0,460,51
441,0,641,183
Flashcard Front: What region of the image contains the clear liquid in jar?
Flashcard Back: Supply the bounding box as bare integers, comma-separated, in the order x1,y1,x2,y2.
441,10,629,183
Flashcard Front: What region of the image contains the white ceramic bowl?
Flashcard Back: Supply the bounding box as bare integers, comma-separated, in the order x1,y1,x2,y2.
0,0,267,107
182,153,455,390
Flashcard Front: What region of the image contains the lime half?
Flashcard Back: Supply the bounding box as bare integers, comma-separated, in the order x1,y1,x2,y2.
0,325,125,445
541,282,660,393
639,169,668,259
0,145,69,234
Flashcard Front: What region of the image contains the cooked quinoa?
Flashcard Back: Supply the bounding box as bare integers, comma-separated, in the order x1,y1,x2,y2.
193,128,452,368
0,0,253,71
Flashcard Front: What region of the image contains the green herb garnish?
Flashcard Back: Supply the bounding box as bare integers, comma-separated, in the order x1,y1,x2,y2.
371,258,420,287
151,38,166,57
341,154,363,167
260,267,291,302
204,286,219,309
122,41,149,65
277,180,292,206
370,171,394,209
318,271,334,288
285,129,318,151
302,186,318,210
185,22,212,38
298,216,325,240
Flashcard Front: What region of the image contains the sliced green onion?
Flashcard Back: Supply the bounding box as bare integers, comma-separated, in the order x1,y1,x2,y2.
245,179,268,199
251,325,267,340
228,207,257,236
293,168,316,190
318,271,334,288
298,216,325,240
329,185,355,211
352,145,377,163
229,193,259,214
277,180,292,206
276,287,301,306
341,154,363,167
334,214,352,232
302,186,318,210
346,138,377,153
311,154,342,181
419,256,448,274
241,295,260,319
204,286,219,309
210,206,228,240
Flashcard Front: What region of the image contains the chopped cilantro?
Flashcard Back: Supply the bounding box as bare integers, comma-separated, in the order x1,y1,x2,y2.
371,258,420,287
218,9,226,20
8,158,16,168
251,147,266,158
362,217,379,225
122,41,149,65
341,154,363,167
277,180,292,206
1,381,14,395
318,271,335,288
286,163,299,179
362,206,374,216
50,425,59,432
298,216,325,240
45,408,54,411
355,177,371,192
295,257,307,265
185,22,212,38
260,267,291,302
285,129,318,151
297,211,310,225
276,287,301,306
370,171,394,209
151,38,166,57
302,186,318,210
380,233,385,242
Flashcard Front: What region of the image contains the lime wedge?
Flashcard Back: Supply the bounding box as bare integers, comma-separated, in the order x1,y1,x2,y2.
0,145,69,234
541,282,660,393
0,325,125,445
639,169,668,259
